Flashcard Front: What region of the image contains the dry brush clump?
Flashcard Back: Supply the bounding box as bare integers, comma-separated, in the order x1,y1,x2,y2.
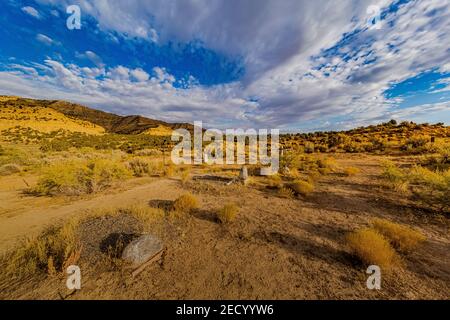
346,228,400,270
372,218,426,252
126,157,150,177
277,186,295,198
343,166,361,176
172,193,199,215
217,203,239,224
289,180,315,196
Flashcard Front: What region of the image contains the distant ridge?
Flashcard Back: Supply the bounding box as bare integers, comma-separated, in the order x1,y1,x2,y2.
0,96,194,135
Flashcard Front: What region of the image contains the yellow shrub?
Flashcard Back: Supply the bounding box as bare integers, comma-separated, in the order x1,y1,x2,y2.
347,228,399,270
217,203,239,224
317,157,337,171
372,218,426,252
318,167,332,175
33,159,130,196
344,166,361,176
173,193,199,213
381,161,408,192
289,180,315,196
126,158,150,177
410,166,450,212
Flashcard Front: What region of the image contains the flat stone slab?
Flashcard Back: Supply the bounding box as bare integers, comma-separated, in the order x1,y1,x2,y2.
122,234,164,266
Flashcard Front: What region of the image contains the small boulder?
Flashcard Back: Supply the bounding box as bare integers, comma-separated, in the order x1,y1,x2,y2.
122,234,164,266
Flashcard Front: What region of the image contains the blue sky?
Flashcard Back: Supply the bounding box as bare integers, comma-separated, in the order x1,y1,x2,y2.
0,0,449,131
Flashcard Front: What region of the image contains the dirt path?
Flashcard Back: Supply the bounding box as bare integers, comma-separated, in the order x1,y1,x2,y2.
0,178,183,254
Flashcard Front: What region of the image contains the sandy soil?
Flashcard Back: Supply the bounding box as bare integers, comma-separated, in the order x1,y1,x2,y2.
0,154,449,300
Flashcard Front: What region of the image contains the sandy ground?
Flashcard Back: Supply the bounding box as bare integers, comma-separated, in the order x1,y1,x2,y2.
0,154,449,299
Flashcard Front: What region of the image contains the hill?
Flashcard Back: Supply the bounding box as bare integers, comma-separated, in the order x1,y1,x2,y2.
0,96,193,135
0,97,104,135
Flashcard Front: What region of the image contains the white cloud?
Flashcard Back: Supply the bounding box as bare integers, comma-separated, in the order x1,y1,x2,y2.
75,51,104,68
130,68,150,82
10,0,450,129
22,6,40,19
36,34,59,46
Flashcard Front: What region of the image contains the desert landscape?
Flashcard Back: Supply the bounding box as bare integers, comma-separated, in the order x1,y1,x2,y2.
1,0,449,303
0,96,448,300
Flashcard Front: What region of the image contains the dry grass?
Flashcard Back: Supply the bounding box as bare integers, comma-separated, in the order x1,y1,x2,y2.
180,168,191,185
347,228,399,270
277,186,295,198
163,163,176,177
3,218,82,278
344,166,361,176
266,174,283,189
289,180,315,196
307,170,321,183
372,218,426,252
0,163,22,176
120,205,165,232
173,193,199,214
217,203,239,224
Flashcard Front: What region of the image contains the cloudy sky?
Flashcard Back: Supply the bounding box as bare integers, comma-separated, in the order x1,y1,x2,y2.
0,0,449,131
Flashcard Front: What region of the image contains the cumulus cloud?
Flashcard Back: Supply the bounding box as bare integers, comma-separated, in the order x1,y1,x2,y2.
130,68,150,82
75,51,104,68
6,0,450,130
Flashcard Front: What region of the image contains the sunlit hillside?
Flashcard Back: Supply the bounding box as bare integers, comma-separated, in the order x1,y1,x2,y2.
0,97,104,134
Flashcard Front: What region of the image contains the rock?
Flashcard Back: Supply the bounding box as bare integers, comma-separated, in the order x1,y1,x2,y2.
239,166,248,181
122,234,164,266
